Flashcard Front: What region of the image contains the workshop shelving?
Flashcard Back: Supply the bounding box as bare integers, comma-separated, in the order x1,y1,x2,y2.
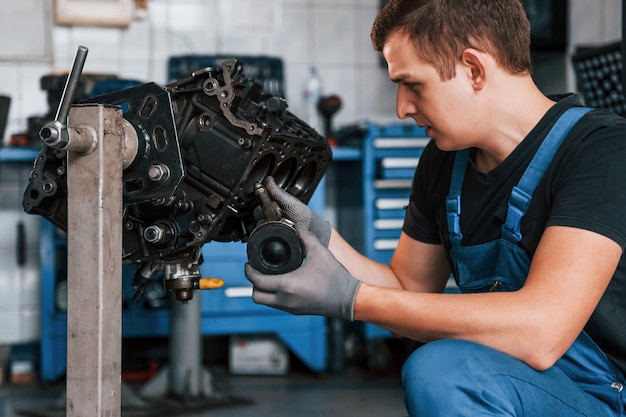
361,125,430,340
363,127,429,262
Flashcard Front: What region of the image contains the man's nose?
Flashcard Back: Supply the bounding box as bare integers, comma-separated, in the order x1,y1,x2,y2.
396,86,417,119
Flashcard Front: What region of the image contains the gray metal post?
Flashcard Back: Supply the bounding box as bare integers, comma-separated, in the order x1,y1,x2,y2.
140,291,214,400
170,294,205,398
65,104,124,417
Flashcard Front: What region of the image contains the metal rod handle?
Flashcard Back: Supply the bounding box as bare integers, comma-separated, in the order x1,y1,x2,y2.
56,45,89,123
40,45,89,149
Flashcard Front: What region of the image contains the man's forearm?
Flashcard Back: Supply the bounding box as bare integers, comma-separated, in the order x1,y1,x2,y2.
353,282,574,370
328,228,403,289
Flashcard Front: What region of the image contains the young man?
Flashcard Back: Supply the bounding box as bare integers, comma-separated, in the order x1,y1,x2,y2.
245,0,626,415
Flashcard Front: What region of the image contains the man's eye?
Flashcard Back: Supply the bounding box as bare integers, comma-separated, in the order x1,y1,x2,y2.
405,83,421,93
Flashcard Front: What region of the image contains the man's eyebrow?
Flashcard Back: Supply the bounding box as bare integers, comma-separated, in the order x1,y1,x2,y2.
390,75,407,84
391,76,419,85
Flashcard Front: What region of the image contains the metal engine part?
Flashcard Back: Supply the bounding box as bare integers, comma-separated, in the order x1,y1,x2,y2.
246,182,305,275
23,58,331,302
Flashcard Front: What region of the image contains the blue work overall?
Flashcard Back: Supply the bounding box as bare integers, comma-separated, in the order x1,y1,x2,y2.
402,107,626,416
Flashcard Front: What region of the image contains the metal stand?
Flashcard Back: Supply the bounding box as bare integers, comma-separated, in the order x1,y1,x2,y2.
65,104,124,417
58,105,224,415
62,105,223,416
35,45,240,416
140,295,216,400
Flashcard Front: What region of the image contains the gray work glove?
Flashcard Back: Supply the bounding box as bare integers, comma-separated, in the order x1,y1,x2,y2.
244,228,362,321
264,176,331,247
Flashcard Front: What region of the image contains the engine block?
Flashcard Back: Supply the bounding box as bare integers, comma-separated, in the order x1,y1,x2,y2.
23,59,331,284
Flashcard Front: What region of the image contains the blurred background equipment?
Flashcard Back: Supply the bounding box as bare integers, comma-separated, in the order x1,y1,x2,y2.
317,94,343,146
302,66,323,132
572,41,626,116
0,95,10,145
168,55,285,97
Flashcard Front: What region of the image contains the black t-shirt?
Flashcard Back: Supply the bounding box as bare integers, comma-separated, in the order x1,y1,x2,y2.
403,94,626,376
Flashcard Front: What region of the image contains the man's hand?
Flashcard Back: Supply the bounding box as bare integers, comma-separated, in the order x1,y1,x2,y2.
264,176,331,247
244,228,362,320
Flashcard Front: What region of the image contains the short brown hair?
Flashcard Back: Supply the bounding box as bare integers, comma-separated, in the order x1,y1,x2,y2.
371,0,532,80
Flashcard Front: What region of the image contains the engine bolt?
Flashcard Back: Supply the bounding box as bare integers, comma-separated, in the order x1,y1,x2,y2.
148,164,170,183
144,225,166,244
237,137,253,148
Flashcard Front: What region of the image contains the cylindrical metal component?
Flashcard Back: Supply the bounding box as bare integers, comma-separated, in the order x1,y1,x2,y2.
122,119,139,169
69,124,98,153
254,182,280,221
163,262,201,303
247,219,304,275
39,120,67,148
40,120,98,153
165,275,196,303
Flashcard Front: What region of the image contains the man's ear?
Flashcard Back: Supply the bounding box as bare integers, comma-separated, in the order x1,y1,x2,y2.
460,48,487,90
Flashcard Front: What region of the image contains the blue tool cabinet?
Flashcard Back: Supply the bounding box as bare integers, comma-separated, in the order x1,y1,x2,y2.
361,124,430,339
362,125,429,261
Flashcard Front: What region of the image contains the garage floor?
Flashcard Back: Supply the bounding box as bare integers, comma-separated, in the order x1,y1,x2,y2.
0,365,407,417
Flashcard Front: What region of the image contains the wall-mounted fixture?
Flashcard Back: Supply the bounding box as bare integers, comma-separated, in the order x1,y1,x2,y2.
53,0,133,28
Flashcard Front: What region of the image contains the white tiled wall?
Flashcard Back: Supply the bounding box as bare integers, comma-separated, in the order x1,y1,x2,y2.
570,0,621,46
0,0,397,144
567,0,622,91
0,0,622,144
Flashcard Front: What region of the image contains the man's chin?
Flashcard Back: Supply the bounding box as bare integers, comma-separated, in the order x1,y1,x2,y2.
432,138,464,153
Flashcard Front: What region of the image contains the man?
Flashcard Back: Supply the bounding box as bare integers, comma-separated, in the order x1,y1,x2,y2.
245,0,626,415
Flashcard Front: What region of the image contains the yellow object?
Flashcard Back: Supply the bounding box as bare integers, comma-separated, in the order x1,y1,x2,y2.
199,278,225,290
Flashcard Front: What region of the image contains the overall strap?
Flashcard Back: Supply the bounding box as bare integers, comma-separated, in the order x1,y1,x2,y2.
502,106,592,243
446,149,469,247
446,107,592,247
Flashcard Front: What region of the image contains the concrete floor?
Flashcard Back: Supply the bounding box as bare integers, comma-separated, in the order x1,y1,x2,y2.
0,366,407,417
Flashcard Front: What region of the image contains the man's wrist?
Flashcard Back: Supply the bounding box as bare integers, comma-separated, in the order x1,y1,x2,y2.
351,281,369,322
